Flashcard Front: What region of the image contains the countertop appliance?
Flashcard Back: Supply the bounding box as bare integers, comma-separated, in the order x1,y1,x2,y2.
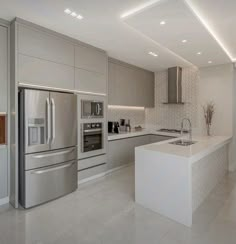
81,123,103,153
81,99,104,118
108,121,119,134
19,89,77,208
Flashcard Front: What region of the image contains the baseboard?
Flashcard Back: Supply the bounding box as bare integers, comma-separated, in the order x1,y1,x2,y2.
106,162,133,175
78,172,107,184
0,197,9,206
78,162,133,185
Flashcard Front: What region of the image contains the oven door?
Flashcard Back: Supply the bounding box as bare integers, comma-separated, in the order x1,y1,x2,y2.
82,129,103,153
81,100,104,118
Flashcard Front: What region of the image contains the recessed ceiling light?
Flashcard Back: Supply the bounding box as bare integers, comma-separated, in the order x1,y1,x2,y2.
70,12,77,17
182,39,187,43
197,52,202,55
77,15,84,20
160,21,166,25
208,61,212,64
64,9,72,14
148,51,158,57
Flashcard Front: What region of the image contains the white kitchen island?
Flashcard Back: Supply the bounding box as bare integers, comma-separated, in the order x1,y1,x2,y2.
135,136,231,227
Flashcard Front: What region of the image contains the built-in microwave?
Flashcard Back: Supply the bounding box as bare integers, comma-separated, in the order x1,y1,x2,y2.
81,100,104,118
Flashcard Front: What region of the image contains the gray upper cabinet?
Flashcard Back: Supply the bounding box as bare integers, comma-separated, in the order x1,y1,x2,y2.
18,54,74,90
18,25,74,66
74,45,107,94
75,68,106,94
108,59,154,107
0,25,8,112
75,45,107,74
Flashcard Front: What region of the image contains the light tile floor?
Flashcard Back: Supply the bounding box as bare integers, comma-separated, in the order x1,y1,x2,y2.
1,165,236,244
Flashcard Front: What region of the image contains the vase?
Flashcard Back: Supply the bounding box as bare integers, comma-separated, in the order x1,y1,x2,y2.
206,124,211,136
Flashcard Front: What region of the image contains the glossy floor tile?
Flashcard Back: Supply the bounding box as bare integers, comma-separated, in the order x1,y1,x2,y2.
1,165,236,244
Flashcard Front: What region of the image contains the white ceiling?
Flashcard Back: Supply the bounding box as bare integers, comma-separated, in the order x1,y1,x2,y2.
0,0,234,71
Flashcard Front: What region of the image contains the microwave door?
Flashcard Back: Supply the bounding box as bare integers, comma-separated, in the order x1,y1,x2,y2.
24,89,50,154
50,92,77,151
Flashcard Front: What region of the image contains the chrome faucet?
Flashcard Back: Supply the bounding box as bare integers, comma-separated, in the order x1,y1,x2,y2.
181,118,192,142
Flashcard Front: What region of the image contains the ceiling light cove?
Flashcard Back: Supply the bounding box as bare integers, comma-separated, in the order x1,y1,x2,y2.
120,0,161,19
197,52,202,55
208,61,212,64
64,8,83,20
184,0,234,61
160,21,166,25
182,39,187,43
149,51,158,57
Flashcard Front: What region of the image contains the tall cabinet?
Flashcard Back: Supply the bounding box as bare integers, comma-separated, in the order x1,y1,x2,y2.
10,18,108,208
0,21,9,204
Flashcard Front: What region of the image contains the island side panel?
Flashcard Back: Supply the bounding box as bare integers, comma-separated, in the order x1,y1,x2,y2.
192,144,228,212
135,148,192,227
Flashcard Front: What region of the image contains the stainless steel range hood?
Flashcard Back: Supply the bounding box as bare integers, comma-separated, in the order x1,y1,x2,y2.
163,67,184,104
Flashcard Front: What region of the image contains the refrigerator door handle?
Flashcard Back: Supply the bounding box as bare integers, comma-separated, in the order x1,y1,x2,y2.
51,98,56,143
30,161,75,175
46,98,51,144
32,148,76,159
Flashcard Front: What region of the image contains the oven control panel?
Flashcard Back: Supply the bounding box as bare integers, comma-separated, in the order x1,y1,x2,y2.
83,123,102,130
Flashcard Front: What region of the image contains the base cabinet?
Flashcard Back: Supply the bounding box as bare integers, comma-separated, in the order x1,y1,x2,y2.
108,135,174,170
108,136,150,170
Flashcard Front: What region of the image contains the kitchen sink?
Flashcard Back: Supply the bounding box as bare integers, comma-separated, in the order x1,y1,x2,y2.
169,139,197,146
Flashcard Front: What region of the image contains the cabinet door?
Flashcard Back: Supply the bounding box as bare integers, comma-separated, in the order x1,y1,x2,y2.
18,25,74,66
149,135,174,143
0,25,7,112
136,70,154,107
108,62,136,106
18,54,74,90
0,148,8,199
75,68,106,94
75,45,107,74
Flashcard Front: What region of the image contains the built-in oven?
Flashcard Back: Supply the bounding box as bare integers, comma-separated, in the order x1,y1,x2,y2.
81,100,104,119
81,123,103,153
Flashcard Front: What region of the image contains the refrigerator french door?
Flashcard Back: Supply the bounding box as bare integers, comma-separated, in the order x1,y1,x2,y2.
19,89,77,208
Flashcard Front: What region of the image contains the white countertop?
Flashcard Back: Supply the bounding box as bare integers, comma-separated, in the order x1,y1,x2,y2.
136,135,232,163
108,129,181,141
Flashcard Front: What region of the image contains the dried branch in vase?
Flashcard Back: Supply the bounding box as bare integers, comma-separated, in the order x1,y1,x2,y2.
202,101,215,136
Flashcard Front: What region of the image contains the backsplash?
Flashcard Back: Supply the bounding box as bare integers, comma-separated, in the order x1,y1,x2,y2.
145,66,199,130
108,107,145,128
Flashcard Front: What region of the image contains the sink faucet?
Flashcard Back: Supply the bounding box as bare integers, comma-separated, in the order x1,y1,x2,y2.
181,118,192,142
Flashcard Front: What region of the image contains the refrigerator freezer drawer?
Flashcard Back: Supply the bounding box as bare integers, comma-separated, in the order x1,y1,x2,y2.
23,160,77,208
25,147,77,170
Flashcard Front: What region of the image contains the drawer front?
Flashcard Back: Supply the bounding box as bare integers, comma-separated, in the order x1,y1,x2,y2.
75,45,107,74
25,147,77,170
78,154,106,171
78,163,106,182
24,160,77,208
18,54,74,90
18,25,74,66
75,68,106,94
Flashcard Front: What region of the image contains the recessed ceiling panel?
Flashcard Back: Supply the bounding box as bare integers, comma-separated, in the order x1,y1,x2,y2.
124,0,231,67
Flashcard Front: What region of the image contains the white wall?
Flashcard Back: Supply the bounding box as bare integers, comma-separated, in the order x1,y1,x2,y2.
198,63,235,171
198,64,234,136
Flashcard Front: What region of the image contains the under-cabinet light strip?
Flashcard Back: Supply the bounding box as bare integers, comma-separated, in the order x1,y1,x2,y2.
108,105,145,110
18,83,106,96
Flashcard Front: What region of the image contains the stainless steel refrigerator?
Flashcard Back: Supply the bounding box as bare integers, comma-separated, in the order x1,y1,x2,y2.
19,89,77,208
